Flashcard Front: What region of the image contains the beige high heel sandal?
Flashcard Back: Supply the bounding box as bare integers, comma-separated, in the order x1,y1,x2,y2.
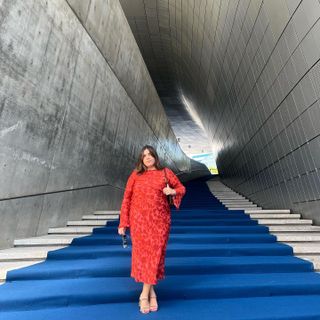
139,297,150,314
149,295,158,312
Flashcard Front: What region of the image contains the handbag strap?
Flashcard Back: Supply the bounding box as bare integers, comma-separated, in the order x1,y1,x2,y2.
163,168,169,185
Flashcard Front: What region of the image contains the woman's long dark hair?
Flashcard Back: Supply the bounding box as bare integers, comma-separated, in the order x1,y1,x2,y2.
135,145,163,174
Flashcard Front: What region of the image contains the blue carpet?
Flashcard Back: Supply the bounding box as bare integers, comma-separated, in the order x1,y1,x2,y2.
1,177,320,319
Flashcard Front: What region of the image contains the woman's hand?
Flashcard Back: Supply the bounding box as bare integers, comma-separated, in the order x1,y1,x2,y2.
118,227,126,235
163,186,176,196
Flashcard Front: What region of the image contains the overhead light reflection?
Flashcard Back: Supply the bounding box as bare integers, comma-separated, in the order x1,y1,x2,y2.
181,94,205,131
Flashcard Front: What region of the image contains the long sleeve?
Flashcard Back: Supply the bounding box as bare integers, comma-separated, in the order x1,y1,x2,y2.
119,170,137,228
165,168,186,209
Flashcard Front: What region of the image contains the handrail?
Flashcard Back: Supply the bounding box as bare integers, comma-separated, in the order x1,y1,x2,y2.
0,169,211,202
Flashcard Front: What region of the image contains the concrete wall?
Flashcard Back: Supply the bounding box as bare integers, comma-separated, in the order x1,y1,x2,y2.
206,0,320,223
120,0,320,223
0,0,207,249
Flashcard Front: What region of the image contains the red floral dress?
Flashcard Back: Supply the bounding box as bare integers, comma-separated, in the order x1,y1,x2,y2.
118,167,186,285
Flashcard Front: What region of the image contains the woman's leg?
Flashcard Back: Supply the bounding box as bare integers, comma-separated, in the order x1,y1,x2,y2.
150,285,156,296
139,283,151,313
141,283,152,297
149,285,158,311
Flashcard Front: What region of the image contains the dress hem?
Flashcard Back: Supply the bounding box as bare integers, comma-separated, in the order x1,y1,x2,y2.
131,274,165,285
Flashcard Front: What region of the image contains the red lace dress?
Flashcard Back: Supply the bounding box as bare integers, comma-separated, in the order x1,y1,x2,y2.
118,167,186,285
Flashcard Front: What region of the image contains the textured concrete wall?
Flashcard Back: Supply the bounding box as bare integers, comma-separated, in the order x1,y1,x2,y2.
120,0,320,223
0,0,207,249
205,0,320,223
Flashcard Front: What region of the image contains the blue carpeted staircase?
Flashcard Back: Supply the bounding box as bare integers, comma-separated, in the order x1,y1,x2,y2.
1,177,320,319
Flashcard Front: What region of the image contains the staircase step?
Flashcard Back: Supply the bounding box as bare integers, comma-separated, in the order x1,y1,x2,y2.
14,235,89,247
93,211,119,215
228,207,262,210
221,200,251,202
214,192,240,194
3,295,320,319
48,227,95,234
68,220,108,226
213,193,243,195
93,213,120,219
223,202,254,205
299,256,320,271
245,209,291,213
284,243,320,255
216,197,245,200
171,213,251,219
0,246,66,262
82,215,119,220
276,233,320,241
177,209,247,214
170,219,259,226
0,261,44,282
5,256,313,282
94,225,270,234
256,219,312,225
230,207,263,210
226,206,259,209
72,233,277,245
269,225,320,232
248,214,300,219
1,272,320,310
220,199,251,202
221,199,252,201
212,191,240,194
43,243,294,260
225,203,257,206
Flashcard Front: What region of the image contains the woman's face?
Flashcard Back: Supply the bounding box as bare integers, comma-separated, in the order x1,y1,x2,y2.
142,149,156,169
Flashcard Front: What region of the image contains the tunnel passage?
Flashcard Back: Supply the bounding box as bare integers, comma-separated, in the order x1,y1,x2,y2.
120,0,320,223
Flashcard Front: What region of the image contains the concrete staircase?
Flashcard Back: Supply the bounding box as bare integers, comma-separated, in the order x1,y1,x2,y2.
0,211,119,284
207,180,320,272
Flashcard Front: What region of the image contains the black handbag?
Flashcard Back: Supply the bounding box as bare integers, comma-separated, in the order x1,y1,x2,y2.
163,168,174,206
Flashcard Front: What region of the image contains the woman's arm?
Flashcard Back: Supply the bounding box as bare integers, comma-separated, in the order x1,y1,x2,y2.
118,170,136,228
165,168,186,209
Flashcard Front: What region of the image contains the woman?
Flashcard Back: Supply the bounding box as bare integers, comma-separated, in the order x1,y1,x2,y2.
118,145,186,314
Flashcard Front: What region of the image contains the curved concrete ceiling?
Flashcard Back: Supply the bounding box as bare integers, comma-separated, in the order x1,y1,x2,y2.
119,0,214,157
